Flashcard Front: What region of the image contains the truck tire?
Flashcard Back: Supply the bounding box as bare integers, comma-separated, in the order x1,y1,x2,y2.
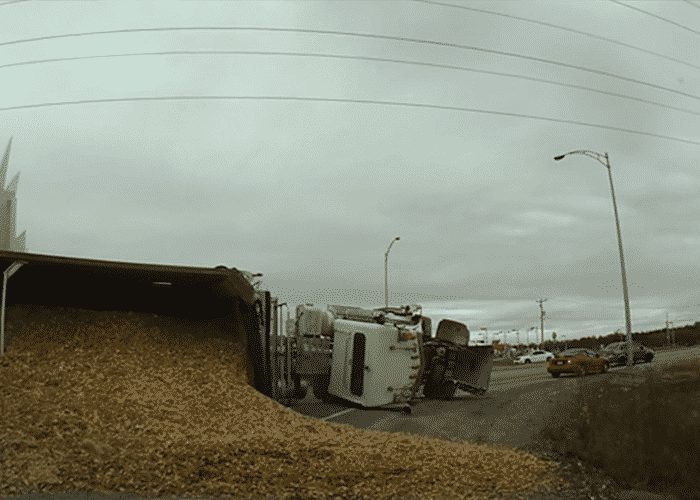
437,380,456,400
524,359,532,364
292,379,308,400
423,363,456,400
312,374,331,400
551,372,560,378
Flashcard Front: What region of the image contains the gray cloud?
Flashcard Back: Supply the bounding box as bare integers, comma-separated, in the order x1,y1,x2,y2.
1,0,698,339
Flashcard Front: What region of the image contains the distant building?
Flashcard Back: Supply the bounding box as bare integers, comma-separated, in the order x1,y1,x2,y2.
0,138,26,252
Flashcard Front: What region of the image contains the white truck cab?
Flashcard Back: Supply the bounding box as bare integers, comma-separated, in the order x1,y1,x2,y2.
329,319,419,407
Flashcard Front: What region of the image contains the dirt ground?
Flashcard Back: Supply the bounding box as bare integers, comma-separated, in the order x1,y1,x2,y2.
334,380,633,499
302,354,699,499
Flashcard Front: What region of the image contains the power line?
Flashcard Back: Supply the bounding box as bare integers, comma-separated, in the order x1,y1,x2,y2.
3,50,700,118
0,94,698,146
684,0,700,11
1,26,699,103
0,0,30,6
415,0,700,72
611,0,700,36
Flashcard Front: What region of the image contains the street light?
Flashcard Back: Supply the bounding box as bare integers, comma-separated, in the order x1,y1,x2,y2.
384,236,400,308
554,150,633,367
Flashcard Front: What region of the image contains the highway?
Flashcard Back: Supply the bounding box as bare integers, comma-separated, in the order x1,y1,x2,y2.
289,346,700,446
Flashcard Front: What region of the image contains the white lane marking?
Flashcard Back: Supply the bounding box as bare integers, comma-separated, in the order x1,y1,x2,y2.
321,407,356,421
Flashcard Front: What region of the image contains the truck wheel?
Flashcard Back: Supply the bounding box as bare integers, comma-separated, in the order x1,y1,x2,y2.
424,363,455,399
292,383,308,400
312,374,331,400
291,375,308,399
645,354,653,363
524,359,532,364
551,372,560,378
438,380,456,400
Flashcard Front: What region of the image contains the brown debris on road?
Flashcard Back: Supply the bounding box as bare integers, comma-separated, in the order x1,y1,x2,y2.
0,305,565,498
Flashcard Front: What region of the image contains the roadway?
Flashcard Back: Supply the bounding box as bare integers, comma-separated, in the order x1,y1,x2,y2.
289,346,700,447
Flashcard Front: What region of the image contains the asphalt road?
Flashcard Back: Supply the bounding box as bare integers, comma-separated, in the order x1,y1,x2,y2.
289,345,700,447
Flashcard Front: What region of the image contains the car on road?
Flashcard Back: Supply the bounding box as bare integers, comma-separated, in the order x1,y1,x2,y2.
601,341,655,367
514,349,554,364
547,348,609,377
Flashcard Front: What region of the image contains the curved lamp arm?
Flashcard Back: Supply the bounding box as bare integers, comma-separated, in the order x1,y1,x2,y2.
554,149,609,168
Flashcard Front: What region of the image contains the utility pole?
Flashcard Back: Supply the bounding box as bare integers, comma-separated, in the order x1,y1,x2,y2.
537,298,547,347
671,322,675,346
670,321,675,346
665,312,670,346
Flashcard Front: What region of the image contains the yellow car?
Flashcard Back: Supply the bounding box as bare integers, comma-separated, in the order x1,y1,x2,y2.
547,348,609,378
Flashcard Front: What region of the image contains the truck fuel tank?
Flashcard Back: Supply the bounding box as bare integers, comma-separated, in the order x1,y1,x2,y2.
296,305,334,337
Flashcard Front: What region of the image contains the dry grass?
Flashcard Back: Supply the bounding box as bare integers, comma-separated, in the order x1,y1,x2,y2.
660,357,700,379
543,359,700,498
1,305,565,499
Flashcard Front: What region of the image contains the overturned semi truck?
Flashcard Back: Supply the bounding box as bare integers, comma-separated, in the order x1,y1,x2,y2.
256,300,494,411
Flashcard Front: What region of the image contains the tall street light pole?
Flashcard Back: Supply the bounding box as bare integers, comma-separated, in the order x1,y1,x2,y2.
384,236,400,308
554,150,633,367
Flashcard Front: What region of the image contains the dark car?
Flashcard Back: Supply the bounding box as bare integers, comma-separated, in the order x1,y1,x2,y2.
601,341,654,367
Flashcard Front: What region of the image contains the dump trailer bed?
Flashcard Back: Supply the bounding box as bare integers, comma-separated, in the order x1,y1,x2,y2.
0,250,263,390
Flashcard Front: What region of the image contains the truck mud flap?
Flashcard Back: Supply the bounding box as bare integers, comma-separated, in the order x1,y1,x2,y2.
451,346,494,392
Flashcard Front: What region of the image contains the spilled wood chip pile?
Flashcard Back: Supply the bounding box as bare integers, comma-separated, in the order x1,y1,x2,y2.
0,305,565,498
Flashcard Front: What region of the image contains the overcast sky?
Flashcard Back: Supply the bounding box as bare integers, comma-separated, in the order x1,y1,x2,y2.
1,0,699,340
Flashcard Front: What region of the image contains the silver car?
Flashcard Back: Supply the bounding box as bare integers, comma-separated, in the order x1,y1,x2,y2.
601,341,655,366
